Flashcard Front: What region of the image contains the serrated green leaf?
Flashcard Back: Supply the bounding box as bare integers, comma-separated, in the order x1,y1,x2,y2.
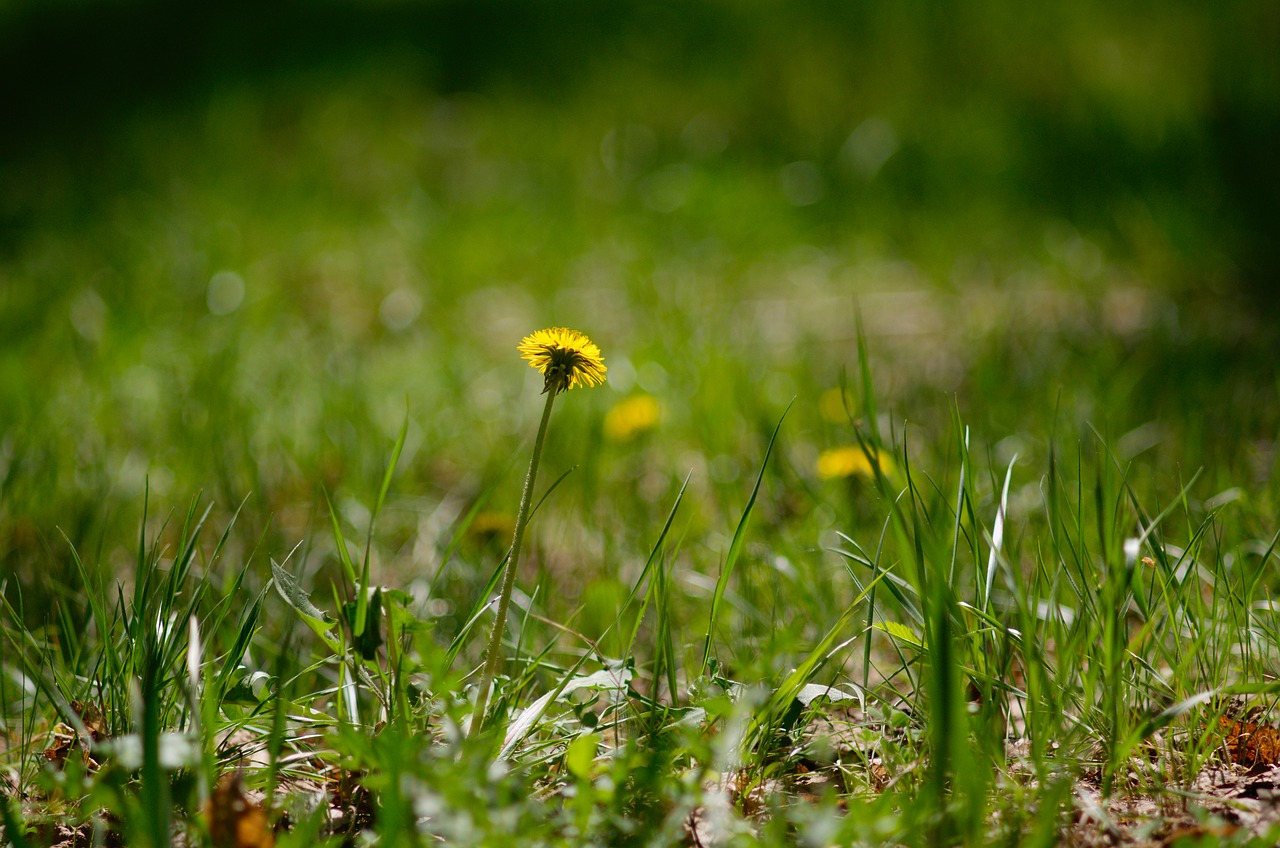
271,560,340,652
874,620,923,648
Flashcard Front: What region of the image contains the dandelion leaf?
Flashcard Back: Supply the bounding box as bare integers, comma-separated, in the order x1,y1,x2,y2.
874,620,923,648
270,560,340,652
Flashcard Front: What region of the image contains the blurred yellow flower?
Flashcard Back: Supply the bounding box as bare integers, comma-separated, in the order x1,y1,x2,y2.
816,445,894,480
819,388,856,423
604,395,661,442
518,327,607,394
467,511,517,543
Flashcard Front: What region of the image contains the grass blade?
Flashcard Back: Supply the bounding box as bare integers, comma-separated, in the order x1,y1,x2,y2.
701,400,792,675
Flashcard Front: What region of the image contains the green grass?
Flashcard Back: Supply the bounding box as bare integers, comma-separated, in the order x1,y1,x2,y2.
4,2,1280,845
6,348,1280,845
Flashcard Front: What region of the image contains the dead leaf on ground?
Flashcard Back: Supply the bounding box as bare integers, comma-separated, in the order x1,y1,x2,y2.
43,700,110,770
206,772,276,848
1157,822,1240,847
1219,716,1280,772
69,700,108,742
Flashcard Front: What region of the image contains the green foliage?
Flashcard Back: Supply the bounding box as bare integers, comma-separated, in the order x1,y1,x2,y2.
3,3,1280,845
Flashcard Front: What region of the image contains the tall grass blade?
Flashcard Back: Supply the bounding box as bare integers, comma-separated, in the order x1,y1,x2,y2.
620,473,691,658
324,490,359,589
984,455,1017,612
701,401,792,674
355,406,410,638
855,313,879,449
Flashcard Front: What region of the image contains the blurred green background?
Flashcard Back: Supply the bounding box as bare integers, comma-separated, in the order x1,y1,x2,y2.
2,0,1279,626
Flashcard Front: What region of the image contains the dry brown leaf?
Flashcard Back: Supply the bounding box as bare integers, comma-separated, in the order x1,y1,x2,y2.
206,772,275,848
43,701,109,770
69,700,108,742
1219,715,1280,771
1157,822,1240,847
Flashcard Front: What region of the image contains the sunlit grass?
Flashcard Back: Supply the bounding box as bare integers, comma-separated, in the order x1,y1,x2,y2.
3,7,1280,843
6,365,1280,844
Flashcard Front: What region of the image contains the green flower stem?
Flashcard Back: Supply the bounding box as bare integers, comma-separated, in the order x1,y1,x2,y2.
470,385,559,736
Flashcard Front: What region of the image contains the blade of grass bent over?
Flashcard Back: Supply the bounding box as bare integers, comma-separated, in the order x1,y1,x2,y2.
984,456,1017,613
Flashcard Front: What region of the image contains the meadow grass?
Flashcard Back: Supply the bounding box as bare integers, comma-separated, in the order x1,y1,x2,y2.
3,4,1280,844
4,328,1280,845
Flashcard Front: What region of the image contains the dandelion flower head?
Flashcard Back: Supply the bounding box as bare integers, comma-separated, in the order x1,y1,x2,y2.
816,445,894,480
518,327,607,393
819,388,856,424
604,394,660,442
466,511,517,545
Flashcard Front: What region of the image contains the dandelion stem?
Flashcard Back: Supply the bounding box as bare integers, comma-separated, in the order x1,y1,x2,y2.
470,385,558,736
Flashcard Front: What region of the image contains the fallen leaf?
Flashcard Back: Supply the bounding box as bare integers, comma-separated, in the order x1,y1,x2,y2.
70,700,108,742
1158,822,1239,847
43,721,96,770
1220,715,1280,771
206,773,275,848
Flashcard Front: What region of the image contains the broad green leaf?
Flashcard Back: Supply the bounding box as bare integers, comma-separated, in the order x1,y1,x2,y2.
501,689,559,759
565,732,600,781
874,620,923,649
796,682,864,710
0,794,29,848
499,654,592,758
561,664,633,697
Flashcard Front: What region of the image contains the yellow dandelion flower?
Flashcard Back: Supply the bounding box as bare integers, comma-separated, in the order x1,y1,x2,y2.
604,394,661,442
816,445,894,480
518,327,607,394
474,326,605,736
819,388,856,424
466,511,517,543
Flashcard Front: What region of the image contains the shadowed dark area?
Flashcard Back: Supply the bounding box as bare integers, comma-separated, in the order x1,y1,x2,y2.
0,0,702,147
3,0,1277,303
